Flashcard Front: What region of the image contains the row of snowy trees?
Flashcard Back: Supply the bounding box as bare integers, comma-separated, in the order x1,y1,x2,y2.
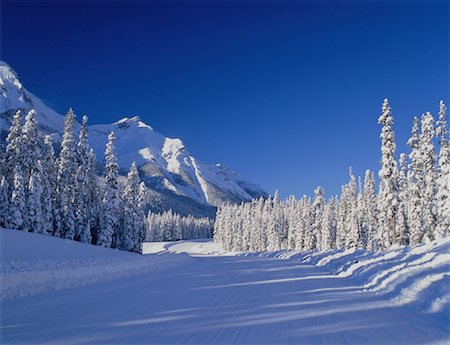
0,108,211,252
145,210,213,242
214,100,449,252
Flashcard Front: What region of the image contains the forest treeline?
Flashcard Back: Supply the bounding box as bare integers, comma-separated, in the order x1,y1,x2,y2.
0,109,212,252
214,100,449,252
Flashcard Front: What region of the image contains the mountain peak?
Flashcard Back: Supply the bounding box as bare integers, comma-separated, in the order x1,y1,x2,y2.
113,116,153,130
0,61,65,134
0,60,22,89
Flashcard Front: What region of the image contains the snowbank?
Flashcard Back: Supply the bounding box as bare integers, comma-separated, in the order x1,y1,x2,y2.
142,238,228,256
0,229,193,300
243,237,450,318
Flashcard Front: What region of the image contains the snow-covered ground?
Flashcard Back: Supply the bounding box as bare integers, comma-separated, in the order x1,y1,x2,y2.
1,229,449,344
142,239,227,256
0,229,193,300
244,239,450,320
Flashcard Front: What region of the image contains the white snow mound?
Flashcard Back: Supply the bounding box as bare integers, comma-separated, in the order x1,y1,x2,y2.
244,237,450,316
0,228,193,300
142,239,229,256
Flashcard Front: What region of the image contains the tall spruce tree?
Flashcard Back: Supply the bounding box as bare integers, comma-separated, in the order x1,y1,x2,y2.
41,136,56,234
75,115,92,243
98,132,120,247
57,108,78,239
5,111,24,190
311,186,325,250
320,201,334,250
24,170,44,234
21,110,45,233
8,164,25,230
87,148,100,243
377,99,399,249
22,110,42,184
363,170,378,250
436,101,450,238
396,153,410,245
356,176,368,249
0,176,10,228
420,112,437,241
336,184,349,250
407,117,424,244
0,144,5,177
345,170,360,249
118,162,145,251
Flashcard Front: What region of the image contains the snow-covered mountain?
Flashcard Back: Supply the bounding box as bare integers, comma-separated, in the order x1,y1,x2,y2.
0,61,267,214
0,62,65,135
88,117,267,206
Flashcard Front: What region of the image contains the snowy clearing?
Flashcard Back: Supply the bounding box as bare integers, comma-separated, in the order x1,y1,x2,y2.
1,229,449,344
142,239,228,256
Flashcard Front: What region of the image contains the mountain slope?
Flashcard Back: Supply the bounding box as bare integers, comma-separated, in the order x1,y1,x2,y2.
89,117,267,206
0,61,65,135
0,61,267,213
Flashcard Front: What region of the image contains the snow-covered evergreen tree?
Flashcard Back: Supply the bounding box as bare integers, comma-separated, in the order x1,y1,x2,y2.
311,186,325,250
24,170,44,234
377,99,399,249
345,170,360,249
356,176,368,249
298,197,310,250
20,110,46,234
5,111,24,189
242,204,251,251
362,170,378,251
396,153,410,245
435,100,450,238
138,182,147,209
0,144,5,177
407,117,424,245
267,191,281,251
320,200,335,250
87,148,100,243
420,112,437,241
41,135,56,234
57,108,78,239
75,115,92,243
336,184,349,250
8,164,26,230
0,176,10,228
286,196,298,250
118,162,145,251
21,110,42,184
300,197,314,251
98,132,120,247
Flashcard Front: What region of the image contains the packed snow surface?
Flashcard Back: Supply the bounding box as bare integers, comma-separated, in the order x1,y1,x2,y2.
1,229,449,344
142,239,227,256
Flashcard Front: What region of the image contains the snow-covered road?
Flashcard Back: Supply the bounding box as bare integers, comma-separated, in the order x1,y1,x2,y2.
1,234,449,345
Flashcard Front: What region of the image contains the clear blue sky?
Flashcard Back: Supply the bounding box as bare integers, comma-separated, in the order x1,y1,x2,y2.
1,1,448,198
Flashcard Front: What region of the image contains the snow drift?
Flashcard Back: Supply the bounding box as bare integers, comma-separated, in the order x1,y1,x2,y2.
244,237,450,320
0,228,193,300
